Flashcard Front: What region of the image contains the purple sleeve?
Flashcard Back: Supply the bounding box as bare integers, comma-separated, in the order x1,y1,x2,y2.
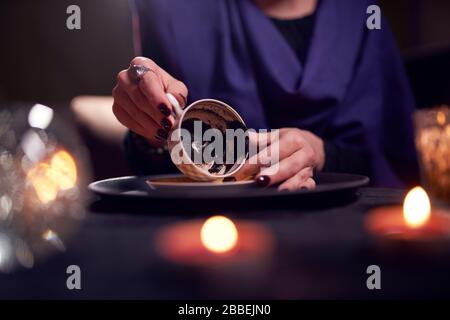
328,18,419,187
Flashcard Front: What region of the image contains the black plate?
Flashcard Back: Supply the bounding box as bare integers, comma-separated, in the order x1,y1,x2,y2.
89,173,369,212
89,173,369,204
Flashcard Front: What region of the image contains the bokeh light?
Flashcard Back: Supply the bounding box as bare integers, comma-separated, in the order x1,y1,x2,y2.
201,216,238,254
28,104,54,130
26,149,78,204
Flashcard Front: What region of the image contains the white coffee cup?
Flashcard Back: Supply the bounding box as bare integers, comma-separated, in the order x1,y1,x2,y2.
165,93,248,181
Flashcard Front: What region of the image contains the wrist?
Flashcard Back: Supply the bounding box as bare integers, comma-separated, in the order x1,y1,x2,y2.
129,131,168,155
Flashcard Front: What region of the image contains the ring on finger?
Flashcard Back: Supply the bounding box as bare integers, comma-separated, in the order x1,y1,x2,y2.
128,64,156,84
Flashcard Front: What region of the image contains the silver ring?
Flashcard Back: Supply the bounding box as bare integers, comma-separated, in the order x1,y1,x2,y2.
128,64,153,83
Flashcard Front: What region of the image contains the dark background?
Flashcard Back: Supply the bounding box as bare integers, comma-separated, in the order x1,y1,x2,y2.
0,0,449,107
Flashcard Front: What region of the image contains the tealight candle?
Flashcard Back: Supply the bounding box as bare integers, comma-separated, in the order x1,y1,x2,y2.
365,187,450,244
155,215,274,267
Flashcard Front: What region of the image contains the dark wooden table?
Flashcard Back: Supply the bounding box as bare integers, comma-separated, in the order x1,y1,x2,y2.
1,187,450,299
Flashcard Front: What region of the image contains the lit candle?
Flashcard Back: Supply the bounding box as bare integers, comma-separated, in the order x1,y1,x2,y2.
365,187,450,243
155,215,273,267
26,149,78,205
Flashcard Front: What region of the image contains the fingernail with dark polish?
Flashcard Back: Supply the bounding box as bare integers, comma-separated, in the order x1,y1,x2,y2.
158,104,171,117
223,177,236,182
301,186,308,190
255,175,270,188
161,118,172,130
157,129,168,139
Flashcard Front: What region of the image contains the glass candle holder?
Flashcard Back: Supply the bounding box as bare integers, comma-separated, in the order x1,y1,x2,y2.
0,103,91,272
414,105,450,204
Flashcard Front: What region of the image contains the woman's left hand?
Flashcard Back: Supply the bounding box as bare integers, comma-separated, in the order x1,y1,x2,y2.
234,128,325,191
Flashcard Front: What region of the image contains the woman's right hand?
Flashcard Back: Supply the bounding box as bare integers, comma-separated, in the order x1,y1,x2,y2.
112,57,188,146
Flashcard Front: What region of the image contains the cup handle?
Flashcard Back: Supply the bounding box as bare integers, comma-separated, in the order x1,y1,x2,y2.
166,93,183,118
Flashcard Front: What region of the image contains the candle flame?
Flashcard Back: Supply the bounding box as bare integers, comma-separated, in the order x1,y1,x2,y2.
437,111,446,126
48,150,77,190
27,163,59,204
27,149,78,204
201,216,238,254
403,186,431,228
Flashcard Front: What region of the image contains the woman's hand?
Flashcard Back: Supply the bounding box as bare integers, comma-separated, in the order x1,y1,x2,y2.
235,128,325,191
112,57,188,146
